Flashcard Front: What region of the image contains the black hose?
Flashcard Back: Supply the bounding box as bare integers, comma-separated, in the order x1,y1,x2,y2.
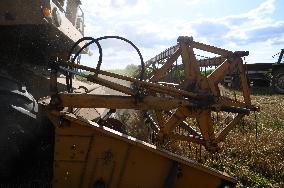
67,37,103,93
72,36,145,81
68,37,96,60
97,36,145,81
71,38,103,71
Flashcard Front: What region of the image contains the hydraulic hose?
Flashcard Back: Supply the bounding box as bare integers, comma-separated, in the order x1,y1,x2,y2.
71,36,145,81
67,37,102,92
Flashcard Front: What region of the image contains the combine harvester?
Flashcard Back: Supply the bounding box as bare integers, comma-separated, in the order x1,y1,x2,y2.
42,36,258,187
0,0,258,187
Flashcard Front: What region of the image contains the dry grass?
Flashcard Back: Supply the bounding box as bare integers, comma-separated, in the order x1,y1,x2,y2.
119,88,284,187
223,91,284,187
179,90,284,187
115,109,153,142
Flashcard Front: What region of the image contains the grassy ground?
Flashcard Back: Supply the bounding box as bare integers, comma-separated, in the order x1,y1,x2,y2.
212,89,284,187
120,87,284,187
79,66,283,187
177,88,284,187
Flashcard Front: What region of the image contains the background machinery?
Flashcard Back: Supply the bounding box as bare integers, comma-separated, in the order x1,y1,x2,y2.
240,49,284,93
0,0,258,187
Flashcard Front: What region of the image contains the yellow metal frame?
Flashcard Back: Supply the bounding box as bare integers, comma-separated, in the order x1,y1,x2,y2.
48,36,257,152
45,110,237,188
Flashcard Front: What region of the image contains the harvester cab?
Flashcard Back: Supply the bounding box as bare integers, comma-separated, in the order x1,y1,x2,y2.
0,0,86,64
0,0,88,98
51,0,84,34
0,1,87,183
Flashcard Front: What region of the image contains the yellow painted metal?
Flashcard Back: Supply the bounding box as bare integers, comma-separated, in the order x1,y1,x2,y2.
150,48,181,82
57,94,193,110
48,36,257,152
48,111,237,188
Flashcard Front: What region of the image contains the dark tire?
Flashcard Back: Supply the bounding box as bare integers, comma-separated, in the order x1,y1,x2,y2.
0,75,39,179
272,69,284,94
231,76,241,89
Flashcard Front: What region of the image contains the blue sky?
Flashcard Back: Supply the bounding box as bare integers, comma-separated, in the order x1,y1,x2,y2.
80,0,284,69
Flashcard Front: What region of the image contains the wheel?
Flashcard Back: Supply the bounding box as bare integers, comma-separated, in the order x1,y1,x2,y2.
272,69,284,94
0,75,39,179
231,76,241,89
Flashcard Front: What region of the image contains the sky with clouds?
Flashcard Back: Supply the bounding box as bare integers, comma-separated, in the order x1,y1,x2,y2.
80,0,284,69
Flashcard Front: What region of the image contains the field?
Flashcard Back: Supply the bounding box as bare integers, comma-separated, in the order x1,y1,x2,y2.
80,68,284,187
204,89,284,187
116,86,284,188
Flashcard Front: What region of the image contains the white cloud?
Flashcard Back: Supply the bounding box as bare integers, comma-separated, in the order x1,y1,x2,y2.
82,0,150,20
249,0,275,17
185,0,203,5
80,0,283,69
